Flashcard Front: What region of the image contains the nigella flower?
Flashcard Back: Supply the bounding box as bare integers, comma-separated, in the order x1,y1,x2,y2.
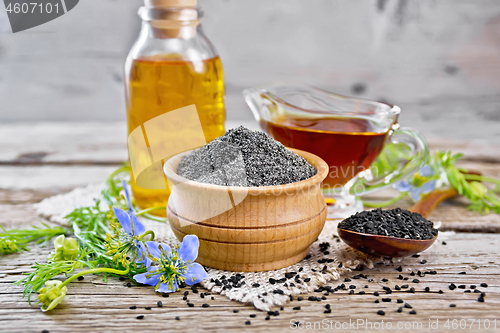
105,182,151,268
133,235,208,293
394,165,437,201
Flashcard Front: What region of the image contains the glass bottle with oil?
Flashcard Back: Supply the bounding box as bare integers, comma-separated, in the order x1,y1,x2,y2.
124,0,225,215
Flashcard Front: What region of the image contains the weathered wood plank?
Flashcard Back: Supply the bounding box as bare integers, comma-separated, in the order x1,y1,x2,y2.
0,231,498,333
0,121,499,165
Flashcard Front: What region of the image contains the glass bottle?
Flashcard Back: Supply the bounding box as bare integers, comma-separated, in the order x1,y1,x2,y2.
124,0,225,215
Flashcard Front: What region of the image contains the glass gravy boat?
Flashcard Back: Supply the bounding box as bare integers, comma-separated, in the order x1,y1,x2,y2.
244,84,429,218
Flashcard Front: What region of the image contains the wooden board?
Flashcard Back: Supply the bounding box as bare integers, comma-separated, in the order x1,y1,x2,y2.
0,230,498,333
1,122,500,332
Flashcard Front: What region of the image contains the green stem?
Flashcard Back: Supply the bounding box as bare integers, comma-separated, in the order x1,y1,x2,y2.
137,230,155,241
141,213,168,223
463,174,500,187
136,206,166,216
361,192,408,208
59,265,130,289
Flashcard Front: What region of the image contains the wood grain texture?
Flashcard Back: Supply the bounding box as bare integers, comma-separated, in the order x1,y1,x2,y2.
0,230,498,333
165,149,329,271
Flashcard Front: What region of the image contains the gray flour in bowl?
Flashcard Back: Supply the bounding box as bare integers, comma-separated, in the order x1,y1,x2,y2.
176,126,317,187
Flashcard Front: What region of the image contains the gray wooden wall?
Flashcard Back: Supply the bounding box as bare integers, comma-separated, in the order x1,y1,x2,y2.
1,0,500,142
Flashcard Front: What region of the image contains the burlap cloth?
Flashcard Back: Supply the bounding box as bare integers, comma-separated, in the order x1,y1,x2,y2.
35,184,393,311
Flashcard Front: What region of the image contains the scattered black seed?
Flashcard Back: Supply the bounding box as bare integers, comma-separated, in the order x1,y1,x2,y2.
442,241,447,245
321,296,327,300
395,285,401,291
187,303,194,307
382,298,391,302
119,276,126,281
404,277,409,281
375,299,379,303
145,307,151,310
439,290,444,294
450,304,456,307
409,310,417,315
338,208,438,240
349,285,356,289
250,314,256,318
365,285,369,288
478,297,485,302
401,285,409,289
41,331,49,333
382,278,388,282
449,283,457,290
458,285,466,289
459,271,466,275
397,307,403,313
413,279,420,283
349,290,354,295
324,309,332,314
175,316,180,320
383,286,391,291
136,315,144,320
344,278,351,282
202,303,210,308
374,292,379,296
409,288,415,293
358,291,365,295
465,290,471,293
157,301,163,308
233,309,239,313
183,296,187,301
184,291,189,296
304,278,311,283
129,305,137,309
211,297,215,300
404,303,412,309
474,289,481,294
397,299,403,303
377,310,385,316
425,287,430,292
297,297,304,301
126,283,132,288
308,296,318,301
265,316,270,320
470,285,476,289
412,254,420,258
162,294,169,298
420,260,427,264
293,306,301,310
245,321,251,325
410,272,416,276
77,276,84,281
396,266,403,272
481,283,488,288
274,311,280,316
398,275,403,280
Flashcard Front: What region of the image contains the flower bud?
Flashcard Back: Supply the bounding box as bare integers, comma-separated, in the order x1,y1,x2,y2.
38,280,67,312
48,235,79,261
0,238,18,254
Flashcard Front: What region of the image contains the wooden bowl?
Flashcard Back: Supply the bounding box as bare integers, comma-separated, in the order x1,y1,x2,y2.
163,148,329,272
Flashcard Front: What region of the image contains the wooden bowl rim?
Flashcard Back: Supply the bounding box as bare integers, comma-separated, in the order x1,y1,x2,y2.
163,148,328,194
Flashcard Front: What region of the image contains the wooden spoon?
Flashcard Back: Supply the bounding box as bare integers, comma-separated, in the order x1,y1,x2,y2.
337,187,458,258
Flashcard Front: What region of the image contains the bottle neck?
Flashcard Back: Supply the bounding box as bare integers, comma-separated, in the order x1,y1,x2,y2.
138,7,201,39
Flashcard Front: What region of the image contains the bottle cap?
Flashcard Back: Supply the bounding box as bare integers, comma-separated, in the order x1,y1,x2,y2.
144,0,197,7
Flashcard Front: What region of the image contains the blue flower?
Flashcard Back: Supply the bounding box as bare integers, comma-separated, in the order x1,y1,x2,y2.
393,166,436,201
107,182,151,268
133,235,208,293
111,206,151,268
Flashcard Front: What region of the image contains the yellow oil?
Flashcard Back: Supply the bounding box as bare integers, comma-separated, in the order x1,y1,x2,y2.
125,55,225,214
